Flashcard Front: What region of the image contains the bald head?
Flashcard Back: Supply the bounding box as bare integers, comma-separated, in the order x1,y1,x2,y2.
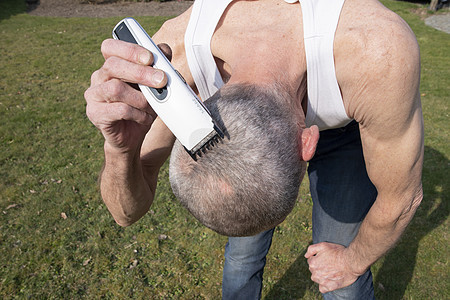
169,84,305,236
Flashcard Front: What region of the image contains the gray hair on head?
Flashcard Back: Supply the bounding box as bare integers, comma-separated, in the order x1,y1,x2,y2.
169,83,303,236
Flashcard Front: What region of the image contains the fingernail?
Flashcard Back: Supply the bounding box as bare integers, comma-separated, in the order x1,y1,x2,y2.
154,71,165,85
139,51,151,65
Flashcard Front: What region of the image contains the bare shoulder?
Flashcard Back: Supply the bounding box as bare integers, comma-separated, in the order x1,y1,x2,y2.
335,0,420,128
334,1,423,199
152,6,192,44
336,0,420,73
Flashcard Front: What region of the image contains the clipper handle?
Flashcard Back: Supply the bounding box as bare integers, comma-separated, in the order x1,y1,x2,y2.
112,18,223,158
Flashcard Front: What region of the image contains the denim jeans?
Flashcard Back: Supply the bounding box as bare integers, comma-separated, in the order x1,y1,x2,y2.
222,121,377,299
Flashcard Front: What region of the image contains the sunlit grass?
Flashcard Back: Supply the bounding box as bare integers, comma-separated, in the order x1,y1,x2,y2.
0,0,448,298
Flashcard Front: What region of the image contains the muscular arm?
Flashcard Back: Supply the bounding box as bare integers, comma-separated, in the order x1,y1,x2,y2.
99,118,175,227
346,55,423,275
306,6,423,292
87,8,194,226
345,12,423,276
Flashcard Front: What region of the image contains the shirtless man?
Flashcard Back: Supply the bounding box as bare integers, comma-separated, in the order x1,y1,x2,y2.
84,0,423,298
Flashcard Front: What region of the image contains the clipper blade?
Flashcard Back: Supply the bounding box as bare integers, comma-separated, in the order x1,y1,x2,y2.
186,125,224,161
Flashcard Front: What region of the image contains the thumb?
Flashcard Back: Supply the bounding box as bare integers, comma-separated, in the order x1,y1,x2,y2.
157,43,172,62
304,243,326,258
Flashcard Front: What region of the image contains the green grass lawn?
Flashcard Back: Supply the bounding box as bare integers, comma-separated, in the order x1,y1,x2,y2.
0,0,448,299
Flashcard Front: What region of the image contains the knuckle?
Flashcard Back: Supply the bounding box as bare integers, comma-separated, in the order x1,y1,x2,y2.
127,45,142,63
134,65,149,83
85,107,93,122
90,70,101,85
101,38,114,55
105,56,123,72
330,282,339,290
85,103,97,124
115,103,131,117
105,79,124,99
138,97,151,111
102,57,115,72
84,88,92,102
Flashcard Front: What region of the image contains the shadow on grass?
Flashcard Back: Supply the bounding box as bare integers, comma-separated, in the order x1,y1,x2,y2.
265,248,317,299
374,146,449,299
0,0,28,21
399,0,430,3
265,146,448,299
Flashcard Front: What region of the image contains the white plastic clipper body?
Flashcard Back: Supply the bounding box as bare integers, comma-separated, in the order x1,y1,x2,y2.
112,18,223,160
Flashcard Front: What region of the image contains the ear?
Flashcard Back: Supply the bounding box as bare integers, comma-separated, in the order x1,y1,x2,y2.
299,125,319,161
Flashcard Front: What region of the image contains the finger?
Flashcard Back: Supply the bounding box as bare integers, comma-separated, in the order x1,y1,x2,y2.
87,100,154,128
100,56,167,88
102,38,153,66
90,69,102,86
107,102,154,126
305,243,324,258
310,272,320,284
319,281,341,294
319,284,329,294
98,79,155,115
306,256,315,268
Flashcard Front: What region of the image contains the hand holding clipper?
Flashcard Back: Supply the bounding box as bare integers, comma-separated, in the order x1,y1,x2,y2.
113,18,224,160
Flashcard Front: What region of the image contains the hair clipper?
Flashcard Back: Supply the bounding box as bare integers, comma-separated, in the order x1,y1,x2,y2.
112,18,224,160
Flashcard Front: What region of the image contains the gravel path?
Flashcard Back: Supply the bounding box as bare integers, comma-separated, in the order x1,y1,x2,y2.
28,0,449,34
425,14,450,34
27,0,194,18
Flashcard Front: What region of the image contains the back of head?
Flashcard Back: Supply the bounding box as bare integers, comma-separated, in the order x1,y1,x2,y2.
169,84,303,236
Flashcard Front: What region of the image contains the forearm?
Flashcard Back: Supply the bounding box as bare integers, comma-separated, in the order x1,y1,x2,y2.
100,142,156,227
346,190,423,274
